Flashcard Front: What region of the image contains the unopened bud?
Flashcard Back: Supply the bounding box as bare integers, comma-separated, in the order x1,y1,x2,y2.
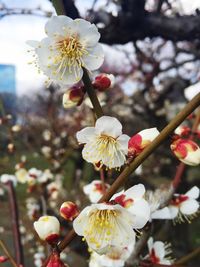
60,201,79,221
171,138,200,166
174,125,190,137
93,73,114,91
7,143,15,153
11,125,21,132
34,216,60,244
62,86,84,109
128,128,160,157
0,256,8,263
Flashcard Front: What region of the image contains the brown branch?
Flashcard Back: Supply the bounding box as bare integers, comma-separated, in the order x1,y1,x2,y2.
0,240,18,267
6,181,24,265
57,93,200,253
175,246,200,265
82,68,104,118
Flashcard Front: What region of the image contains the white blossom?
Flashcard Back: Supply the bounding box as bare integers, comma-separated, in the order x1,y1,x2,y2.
27,16,104,85
76,116,130,169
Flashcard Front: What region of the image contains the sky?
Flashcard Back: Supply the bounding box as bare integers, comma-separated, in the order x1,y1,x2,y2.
0,0,200,95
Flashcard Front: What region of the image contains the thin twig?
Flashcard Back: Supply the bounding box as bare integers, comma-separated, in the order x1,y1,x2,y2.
175,246,200,265
100,168,106,193
6,181,24,265
0,240,18,267
82,68,104,118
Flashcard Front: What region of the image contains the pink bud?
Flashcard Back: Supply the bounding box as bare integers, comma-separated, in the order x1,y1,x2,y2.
128,128,159,157
171,138,200,166
174,125,191,137
93,73,114,91
0,256,8,263
60,201,79,221
63,86,84,109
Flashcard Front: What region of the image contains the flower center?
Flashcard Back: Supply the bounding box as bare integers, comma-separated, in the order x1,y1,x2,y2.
57,37,87,63
84,209,119,249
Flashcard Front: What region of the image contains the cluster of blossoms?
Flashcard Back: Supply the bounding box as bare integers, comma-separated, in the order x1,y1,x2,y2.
27,14,200,267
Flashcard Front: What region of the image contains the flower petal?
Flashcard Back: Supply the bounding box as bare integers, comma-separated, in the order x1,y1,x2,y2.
73,19,100,46
82,43,104,71
76,127,96,144
185,186,199,199
127,199,150,229
45,16,73,37
73,206,92,235
95,116,122,138
168,206,179,219
153,241,165,259
124,184,145,199
139,128,160,141
180,199,199,215
117,134,130,154
147,237,154,252
151,207,172,220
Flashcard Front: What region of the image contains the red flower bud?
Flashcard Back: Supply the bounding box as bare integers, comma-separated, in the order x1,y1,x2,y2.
93,74,114,91
60,201,79,221
171,138,200,166
63,86,84,109
0,256,8,263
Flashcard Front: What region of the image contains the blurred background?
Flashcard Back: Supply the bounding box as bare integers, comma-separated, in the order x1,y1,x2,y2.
0,0,200,266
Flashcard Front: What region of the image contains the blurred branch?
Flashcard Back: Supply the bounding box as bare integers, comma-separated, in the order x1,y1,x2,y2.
0,240,18,267
5,181,24,265
0,4,53,19
175,246,200,265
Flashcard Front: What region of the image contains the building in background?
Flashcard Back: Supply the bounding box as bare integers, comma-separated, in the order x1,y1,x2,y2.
0,64,16,115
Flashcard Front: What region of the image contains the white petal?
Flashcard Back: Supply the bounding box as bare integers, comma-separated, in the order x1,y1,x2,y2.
76,127,96,144
139,128,160,141
185,186,199,199
147,237,154,252
95,116,122,138
180,199,199,215
73,19,100,46
124,184,145,199
45,16,73,37
160,259,172,265
26,40,40,48
117,134,130,154
73,206,92,235
181,149,200,166
151,207,172,220
153,241,165,259
82,43,104,71
128,199,150,229
82,141,102,164
168,206,179,219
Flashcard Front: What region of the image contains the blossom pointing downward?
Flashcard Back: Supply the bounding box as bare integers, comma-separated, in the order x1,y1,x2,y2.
147,237,174,265
76,116,130,169
152,186,199,223
27,16,104,85
34,216,60,244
